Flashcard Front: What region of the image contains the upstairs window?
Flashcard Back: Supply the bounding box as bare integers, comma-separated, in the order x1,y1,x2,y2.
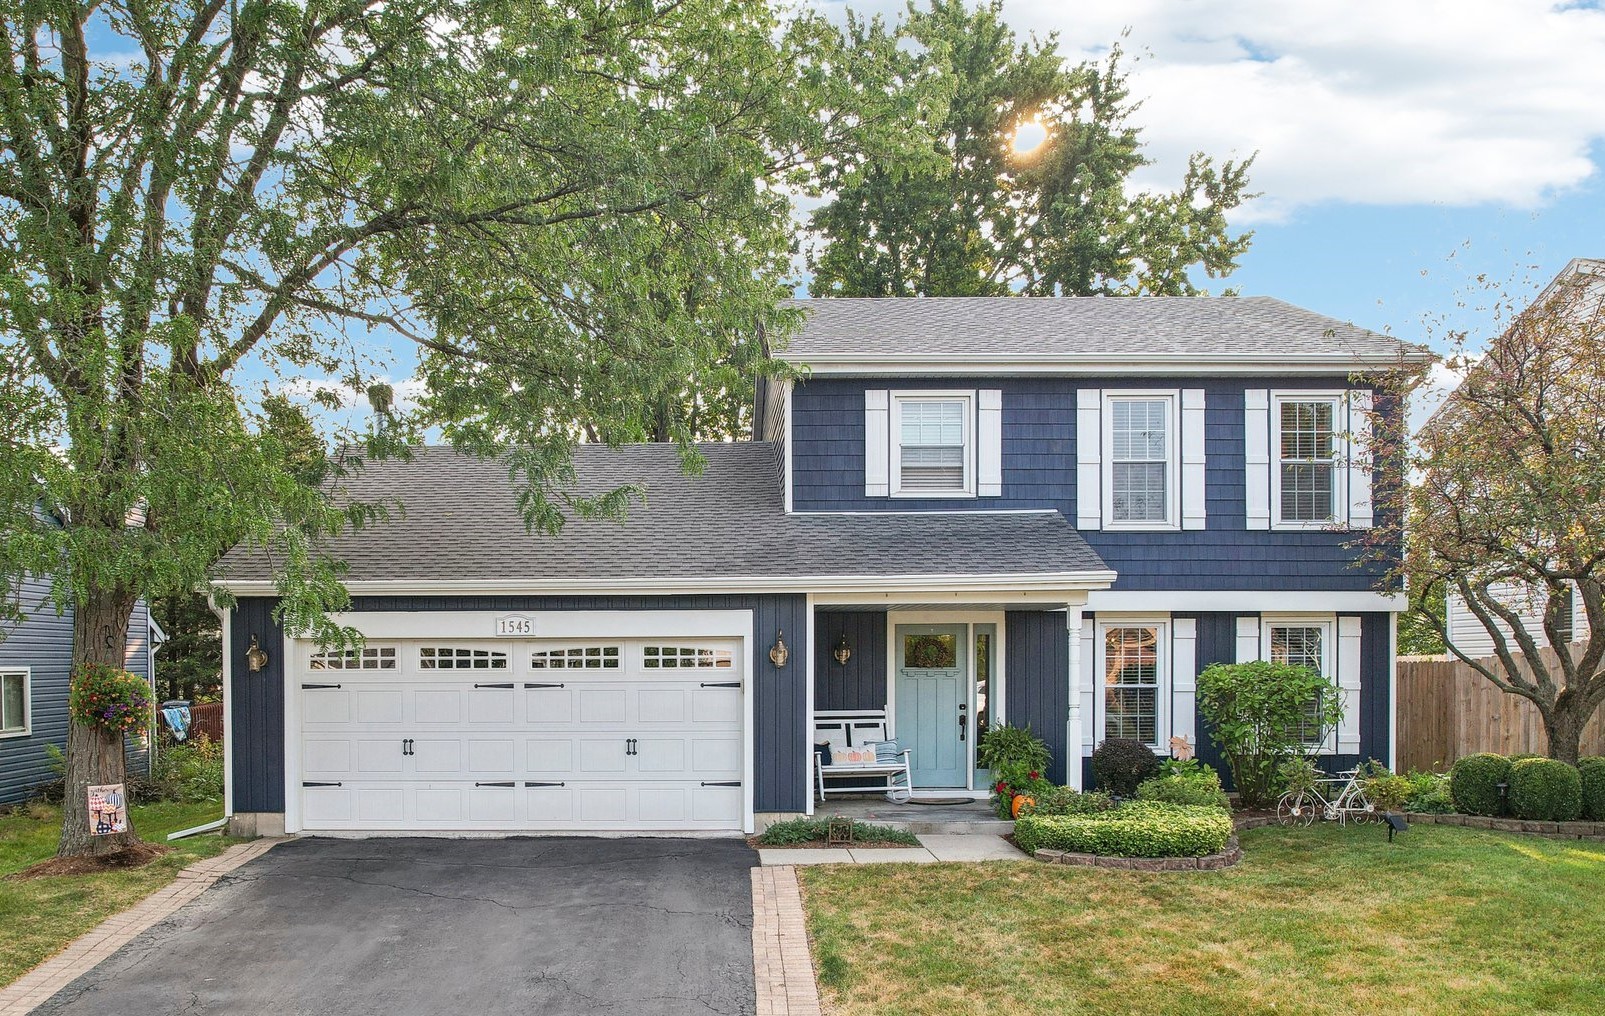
893,395,972,496
1275,397,1339,525
1105,395,1176,528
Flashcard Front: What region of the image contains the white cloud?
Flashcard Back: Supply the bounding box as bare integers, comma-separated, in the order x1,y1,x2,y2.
271,376,429,417
1409,361,1466,435
814,1,1605,220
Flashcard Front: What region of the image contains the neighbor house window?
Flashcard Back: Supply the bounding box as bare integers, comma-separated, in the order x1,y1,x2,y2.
1102,625,1164,748
1275,397,1339,525
1104,395,1177,528
1266,621,1331,747
893,394,973,496
0,669,27,737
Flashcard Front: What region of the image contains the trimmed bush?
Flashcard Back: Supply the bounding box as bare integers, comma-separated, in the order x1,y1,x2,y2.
1023,787,1114,817
1579,757,1605,822
1014,802,1233,859
1449,753,1512,816
1135,769,1229,811
1090,738,1160,797
1507,758,1583,822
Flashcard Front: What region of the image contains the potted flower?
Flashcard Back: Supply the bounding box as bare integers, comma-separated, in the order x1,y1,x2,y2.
979,724,1053,819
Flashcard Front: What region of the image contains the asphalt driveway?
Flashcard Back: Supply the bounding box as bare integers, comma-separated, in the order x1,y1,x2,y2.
36,836,758,1016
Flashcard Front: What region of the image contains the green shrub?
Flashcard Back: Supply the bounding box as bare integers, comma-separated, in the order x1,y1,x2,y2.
979,724,1054,818
1197,660,1343,808
1135,769,1229,810
1507,758,1582,822
1578,757,1605,821
1364,773,1413,813
1023,787,1114,817
1013,802,1233,858
1090,738,1160,797
1449,753,1512,816
1279,756,1321,796
1402,770,1455,814
148,734,226,803
756,816,919,847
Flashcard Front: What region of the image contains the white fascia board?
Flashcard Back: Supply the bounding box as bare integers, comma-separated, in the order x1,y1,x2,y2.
1085,590,1406,613
778,352,1435,376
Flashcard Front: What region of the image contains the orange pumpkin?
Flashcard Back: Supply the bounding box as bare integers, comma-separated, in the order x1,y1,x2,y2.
1011,794,1035,819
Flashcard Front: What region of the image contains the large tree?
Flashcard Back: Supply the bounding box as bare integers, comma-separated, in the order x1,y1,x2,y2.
1374,263,1605,763
808,0,1255,297
0,0,913,857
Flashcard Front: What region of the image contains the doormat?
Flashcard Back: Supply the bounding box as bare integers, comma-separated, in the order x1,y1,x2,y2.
907,798,974,806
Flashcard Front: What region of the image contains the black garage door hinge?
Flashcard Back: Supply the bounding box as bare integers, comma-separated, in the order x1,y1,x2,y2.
700,682,741,688
475,781,516,787
700,781,741,787
301,683,342,690
523,781,566,787
523,682,565,689
473,682,515,689
302,781,343,787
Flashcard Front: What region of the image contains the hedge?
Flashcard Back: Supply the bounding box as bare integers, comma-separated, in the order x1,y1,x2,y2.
1449,753,1512,816
1013,802,1233,859
1580,757,1605,822
1507,757,1583,822
1135,771,1230,811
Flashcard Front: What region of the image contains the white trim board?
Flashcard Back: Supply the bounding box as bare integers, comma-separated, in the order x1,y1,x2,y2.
327,609,756,642
1085,590,1405,613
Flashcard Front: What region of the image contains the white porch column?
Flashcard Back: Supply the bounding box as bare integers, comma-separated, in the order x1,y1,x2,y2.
1066,603,1084,791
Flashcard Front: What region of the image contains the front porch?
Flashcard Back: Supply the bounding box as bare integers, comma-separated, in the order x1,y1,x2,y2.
804,795,1011,836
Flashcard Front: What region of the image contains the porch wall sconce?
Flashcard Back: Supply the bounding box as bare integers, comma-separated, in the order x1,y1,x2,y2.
244,635,269,674
769,631,789,668
833,635,853,666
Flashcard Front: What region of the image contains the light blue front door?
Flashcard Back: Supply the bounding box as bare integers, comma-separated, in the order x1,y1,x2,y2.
895,624,968,788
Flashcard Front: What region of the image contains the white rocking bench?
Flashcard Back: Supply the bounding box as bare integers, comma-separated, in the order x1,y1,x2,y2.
813,710,912,803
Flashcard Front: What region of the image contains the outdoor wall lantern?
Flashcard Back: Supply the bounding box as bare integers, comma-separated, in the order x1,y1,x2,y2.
769,631,789,668
244,635,269,673
833,635,853,666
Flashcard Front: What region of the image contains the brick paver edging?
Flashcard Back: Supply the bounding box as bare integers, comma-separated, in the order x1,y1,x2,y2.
1237,811,1605,841
1030,836,1243,872
750,866,824,1016
0,837,284,1016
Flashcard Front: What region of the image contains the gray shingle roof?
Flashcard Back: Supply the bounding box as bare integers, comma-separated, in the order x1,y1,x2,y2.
777,296,1426,363
215,443,1108,586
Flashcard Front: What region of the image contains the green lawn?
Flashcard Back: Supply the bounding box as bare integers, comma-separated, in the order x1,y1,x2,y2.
0,800,232,987
802,823,1605,1016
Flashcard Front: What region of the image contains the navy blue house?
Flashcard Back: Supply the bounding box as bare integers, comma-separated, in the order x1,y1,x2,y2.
214,296,1428,836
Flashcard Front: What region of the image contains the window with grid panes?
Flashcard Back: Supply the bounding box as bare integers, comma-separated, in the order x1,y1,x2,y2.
896,398,969,494
1103,626,1161,746
1109,398,1171,524
1269,624,1328,746
1278,399,1337,523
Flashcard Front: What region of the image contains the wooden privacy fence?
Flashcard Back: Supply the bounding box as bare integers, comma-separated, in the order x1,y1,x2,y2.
1396,649,1605,772
188,702,224,743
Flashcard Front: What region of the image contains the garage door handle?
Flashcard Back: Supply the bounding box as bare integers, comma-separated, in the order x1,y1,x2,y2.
474,683,514,689
303,781,343,787
700,682,741,688
523,682,565,689
302,683,342,690
402,739,414,756
524,781,566,787
701,781,740,787
625,738,637,756
475,781,515,788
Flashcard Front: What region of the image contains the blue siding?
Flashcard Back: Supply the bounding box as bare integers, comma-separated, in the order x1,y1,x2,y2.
229,594,810,816
814,611,887,712
1006,611,1071,785
790,376,1391,592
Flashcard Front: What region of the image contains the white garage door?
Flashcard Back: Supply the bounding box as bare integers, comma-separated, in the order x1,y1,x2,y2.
295,638,745,832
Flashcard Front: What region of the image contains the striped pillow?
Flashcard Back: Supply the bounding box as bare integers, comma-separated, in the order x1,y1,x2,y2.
873,740,902,764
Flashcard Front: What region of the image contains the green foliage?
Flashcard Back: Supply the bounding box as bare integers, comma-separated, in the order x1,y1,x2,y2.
989,762,1054,819
1021,787,1114,817
1013,802,1233,858
1197,661,1344,808
1136,769,1230,811
808,1,1253,299
1364,772,1414,813
1402,770,1456,814
146,736,226,805
1279,756,1321,797
1449,753,1513,817
1398,581,1447,656
1089,738,1160,797
756,816,919,847
1507,758,1583,822
979,723,1055,817
68,664,154,735
1579,757,1605,821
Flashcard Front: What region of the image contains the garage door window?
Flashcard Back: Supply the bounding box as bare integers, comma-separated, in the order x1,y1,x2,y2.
420,647,508,669
310,646,397,670
642,646,734,669
530,645,621,669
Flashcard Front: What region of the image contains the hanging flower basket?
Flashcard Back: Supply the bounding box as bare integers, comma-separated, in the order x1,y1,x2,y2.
69,662,154,735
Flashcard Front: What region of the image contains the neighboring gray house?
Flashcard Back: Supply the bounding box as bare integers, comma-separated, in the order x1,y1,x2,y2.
0,569,163,805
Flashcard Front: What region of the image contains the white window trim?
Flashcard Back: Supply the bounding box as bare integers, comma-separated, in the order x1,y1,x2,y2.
889,390,977,499
1260,614,1337,754
1101,390,1181,531
0,667,30,738
1270,391,1347,531
1094,617,1171,752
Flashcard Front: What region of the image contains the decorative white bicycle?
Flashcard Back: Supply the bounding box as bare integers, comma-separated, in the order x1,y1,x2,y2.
1277,766,1377,827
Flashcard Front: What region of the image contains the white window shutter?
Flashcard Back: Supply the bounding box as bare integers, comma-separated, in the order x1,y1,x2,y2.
1081,617,1098,752
1336,616,1363,754
977,389,1003,497
1346,390,1373,529
1235,615,1261,663
1181,389,1206,530
1244,389,1271,530
1076,389,1102,529
864,390,890,497
1171,618,1198,755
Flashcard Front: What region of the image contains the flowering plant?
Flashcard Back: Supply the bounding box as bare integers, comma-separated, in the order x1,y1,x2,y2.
69,662,154,735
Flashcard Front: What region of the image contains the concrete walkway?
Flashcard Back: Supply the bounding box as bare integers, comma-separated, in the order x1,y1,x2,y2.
758,833,1026,866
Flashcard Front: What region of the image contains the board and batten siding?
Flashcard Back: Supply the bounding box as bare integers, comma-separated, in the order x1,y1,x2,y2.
789,376,1392,592
1006,610,1072,786
228,594,810,816
813,610,888,713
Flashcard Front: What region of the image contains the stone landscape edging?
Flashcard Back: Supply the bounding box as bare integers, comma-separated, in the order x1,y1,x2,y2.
1030,836,1242,871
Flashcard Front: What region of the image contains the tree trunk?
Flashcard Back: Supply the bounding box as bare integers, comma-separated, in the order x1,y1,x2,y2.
57,585,141,858
1542,707,1584,766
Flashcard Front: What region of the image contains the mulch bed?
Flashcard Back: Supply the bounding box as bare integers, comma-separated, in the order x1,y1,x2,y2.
745,836,919,850
7,842,174,881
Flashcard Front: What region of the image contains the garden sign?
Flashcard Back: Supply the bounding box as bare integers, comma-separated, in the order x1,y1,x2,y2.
87,784,128,836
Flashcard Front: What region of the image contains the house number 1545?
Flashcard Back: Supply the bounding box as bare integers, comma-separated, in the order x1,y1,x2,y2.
495,615,534,637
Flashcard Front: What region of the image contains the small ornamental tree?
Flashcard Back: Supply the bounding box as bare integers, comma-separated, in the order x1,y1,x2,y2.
1197,661,1344,808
